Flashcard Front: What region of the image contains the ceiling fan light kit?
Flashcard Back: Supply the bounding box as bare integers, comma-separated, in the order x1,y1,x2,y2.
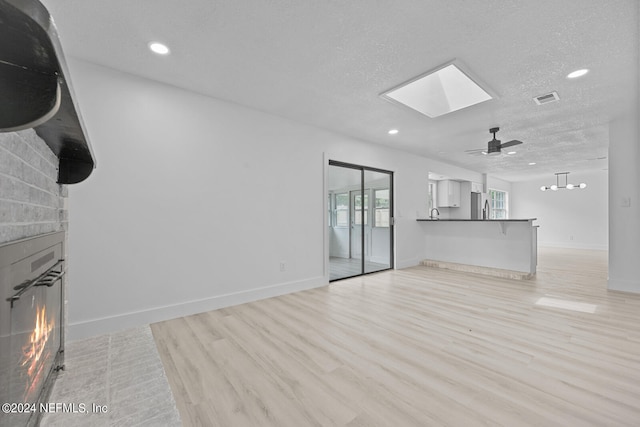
540,172,586,191
466,127,523,156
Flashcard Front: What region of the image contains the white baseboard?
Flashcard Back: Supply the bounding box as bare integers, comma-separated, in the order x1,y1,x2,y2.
68,275,327,341
396,257,420,269
538,241,608,251
608,277,640,293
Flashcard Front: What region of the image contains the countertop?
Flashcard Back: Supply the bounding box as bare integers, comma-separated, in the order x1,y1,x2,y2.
417,218,536,222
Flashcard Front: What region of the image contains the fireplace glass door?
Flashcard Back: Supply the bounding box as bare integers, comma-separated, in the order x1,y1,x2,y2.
9,279,61,406
0,233,65,427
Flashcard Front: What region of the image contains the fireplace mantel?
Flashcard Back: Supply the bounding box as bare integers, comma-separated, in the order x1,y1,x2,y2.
0,0,95,184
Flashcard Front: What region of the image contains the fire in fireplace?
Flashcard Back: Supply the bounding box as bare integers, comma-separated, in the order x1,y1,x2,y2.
20,300,57,402
0,232,65,427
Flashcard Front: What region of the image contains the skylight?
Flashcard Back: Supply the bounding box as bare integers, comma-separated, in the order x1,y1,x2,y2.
382,62,493,118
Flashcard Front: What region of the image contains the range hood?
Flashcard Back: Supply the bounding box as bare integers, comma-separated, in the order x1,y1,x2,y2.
0,0,95,184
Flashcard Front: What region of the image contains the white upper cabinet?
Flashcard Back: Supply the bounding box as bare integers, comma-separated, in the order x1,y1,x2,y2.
437,180,461,207
471,182,484,193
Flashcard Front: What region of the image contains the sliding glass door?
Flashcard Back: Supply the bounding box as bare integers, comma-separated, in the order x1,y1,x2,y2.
328,161,393,281
364,169,392,274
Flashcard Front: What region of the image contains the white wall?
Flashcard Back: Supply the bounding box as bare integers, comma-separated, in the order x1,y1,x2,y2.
65,59,482,339
607,3,640,293
609,111,640,292
510,170,608,250
486,175,512,193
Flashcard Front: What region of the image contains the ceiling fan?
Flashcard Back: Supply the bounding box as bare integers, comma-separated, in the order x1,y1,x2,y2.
465,127,523,156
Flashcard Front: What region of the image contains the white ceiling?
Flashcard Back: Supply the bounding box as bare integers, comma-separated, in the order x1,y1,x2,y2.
42,0,638,182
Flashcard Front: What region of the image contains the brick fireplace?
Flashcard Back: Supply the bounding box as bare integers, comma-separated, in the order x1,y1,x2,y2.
0,129,69,245
0,130,69,426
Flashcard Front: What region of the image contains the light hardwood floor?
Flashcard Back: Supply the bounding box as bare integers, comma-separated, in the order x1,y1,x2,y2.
151,248,640,426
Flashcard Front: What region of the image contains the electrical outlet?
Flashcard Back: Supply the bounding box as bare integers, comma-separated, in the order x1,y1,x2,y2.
280,262,285,272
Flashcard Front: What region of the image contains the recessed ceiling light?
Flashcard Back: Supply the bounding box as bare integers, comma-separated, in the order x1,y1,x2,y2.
381,61,494,118
567,69,589,79
149,42,170,55
388,129,399,135
507,151,516,155
528,162,536,165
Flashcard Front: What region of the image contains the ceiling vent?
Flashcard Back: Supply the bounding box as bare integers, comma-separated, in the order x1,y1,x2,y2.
533,91,560,105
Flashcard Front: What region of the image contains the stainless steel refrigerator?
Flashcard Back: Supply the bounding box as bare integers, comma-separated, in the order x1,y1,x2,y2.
471,191,482,219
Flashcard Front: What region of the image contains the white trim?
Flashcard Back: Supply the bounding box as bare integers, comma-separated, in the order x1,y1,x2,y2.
608,277,640,293
67,275,327,341
323,152,330,282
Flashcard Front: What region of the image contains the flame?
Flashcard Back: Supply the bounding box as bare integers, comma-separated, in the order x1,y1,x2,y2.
21,304,55,401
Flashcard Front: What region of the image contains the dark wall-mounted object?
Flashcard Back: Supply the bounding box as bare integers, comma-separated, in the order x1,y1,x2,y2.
0,0,95,184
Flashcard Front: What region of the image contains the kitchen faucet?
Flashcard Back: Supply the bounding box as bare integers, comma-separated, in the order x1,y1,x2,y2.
429,208,440,220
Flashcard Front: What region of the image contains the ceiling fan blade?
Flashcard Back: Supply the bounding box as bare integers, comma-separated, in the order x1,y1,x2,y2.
465,148,488,156
499,139,523,148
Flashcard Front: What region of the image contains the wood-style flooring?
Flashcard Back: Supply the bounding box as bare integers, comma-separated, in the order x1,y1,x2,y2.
151,248,640,426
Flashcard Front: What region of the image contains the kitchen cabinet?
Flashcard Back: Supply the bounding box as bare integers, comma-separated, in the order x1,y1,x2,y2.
437,180,461,207
471,182,484,193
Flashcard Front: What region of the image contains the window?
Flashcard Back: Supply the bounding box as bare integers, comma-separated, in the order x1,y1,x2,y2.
374,189,390,227
489,189,508,219
335,193,349,227
354,193,368,225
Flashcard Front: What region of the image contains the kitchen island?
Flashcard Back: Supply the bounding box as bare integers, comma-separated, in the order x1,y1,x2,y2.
417,218,538,279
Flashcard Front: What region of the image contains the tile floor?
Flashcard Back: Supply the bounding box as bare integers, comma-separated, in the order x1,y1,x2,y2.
40,326,181,427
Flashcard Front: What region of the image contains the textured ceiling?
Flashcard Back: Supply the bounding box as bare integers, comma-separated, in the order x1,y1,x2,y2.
41,0,638,181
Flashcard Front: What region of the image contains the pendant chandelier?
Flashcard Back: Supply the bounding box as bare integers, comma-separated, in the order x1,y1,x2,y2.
540,172,586,191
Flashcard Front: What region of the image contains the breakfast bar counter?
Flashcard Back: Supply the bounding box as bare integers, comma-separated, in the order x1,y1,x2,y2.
417,218,538,279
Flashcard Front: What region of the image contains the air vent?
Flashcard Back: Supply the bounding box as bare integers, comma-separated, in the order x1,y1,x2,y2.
533,91,560,105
